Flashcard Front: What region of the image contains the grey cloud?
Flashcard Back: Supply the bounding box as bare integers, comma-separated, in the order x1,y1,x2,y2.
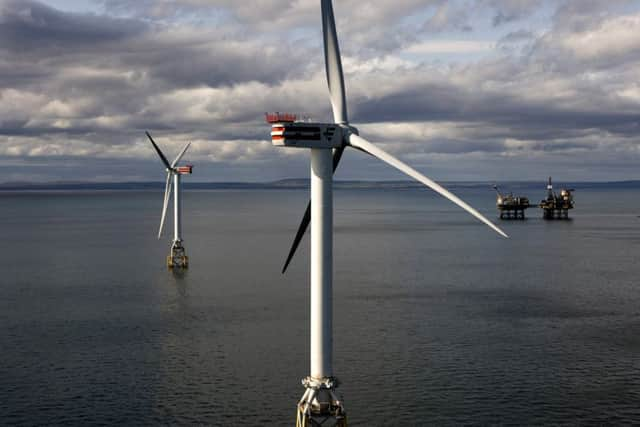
414,139,507,155
0,60,53,89
499,29,536,44
422,2,473,33
1,0,640,182
0,0,145,52
101,0,440,56
352,72,640,139
1,1,304,88
129,36,305,88
484,0,542,27
419,0,544,34
551,0,633,32
0,0,315,144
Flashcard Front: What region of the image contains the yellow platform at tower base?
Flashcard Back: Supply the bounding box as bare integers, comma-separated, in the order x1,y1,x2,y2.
167,255,188,269
167,242,188,269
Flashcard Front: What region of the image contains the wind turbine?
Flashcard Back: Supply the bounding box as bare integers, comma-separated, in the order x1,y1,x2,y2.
268,1,508,425
145,131,193,269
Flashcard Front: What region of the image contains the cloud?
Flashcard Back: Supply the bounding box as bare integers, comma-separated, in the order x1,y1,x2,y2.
535,13,640,70
0,0,639,182
0,0,145,51
404,40,495,55
483,0,542,27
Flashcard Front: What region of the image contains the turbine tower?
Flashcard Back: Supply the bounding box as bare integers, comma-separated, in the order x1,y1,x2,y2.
268,1,509,425
146,131,193,269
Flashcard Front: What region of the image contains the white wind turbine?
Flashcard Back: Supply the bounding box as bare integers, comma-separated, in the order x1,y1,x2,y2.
267,1,509,426
146,131,193,269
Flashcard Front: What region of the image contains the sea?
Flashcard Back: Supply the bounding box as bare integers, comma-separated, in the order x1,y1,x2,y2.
1,182,639,425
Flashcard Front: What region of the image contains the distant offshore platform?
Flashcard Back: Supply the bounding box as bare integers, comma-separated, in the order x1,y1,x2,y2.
495,177,575,220
539,177,575,219
494,185,530,219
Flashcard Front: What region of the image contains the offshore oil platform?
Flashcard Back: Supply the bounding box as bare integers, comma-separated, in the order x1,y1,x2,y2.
494,177,575,220
494,185,530,219
539,177,574,219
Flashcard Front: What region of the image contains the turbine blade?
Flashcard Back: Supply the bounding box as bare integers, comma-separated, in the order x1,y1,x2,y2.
158,172,172,239
146,131,171,170
171,141,191,168
282,202,310,274
348,134,508,238
282,146,345,273
322,0,348,124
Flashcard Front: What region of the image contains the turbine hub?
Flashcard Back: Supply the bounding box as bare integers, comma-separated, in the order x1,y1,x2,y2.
341,124,358,136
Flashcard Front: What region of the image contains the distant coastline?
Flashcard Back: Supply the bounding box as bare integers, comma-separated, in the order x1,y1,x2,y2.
1,179,640,191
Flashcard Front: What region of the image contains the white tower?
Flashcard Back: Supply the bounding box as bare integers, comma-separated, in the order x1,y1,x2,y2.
268,2,508,425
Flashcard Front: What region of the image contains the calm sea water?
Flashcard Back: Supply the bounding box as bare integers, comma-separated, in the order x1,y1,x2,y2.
1,184,639,425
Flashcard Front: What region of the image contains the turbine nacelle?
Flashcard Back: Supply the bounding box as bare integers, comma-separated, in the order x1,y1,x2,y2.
271,122,343,149
165,166,193,175
176,165,193,174
270,121,359,150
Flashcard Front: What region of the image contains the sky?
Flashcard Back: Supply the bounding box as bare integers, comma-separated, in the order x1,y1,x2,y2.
1,0,639,183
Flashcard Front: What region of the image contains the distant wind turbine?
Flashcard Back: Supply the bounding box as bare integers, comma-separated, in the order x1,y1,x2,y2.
267,1,508,425
146,131,193,269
